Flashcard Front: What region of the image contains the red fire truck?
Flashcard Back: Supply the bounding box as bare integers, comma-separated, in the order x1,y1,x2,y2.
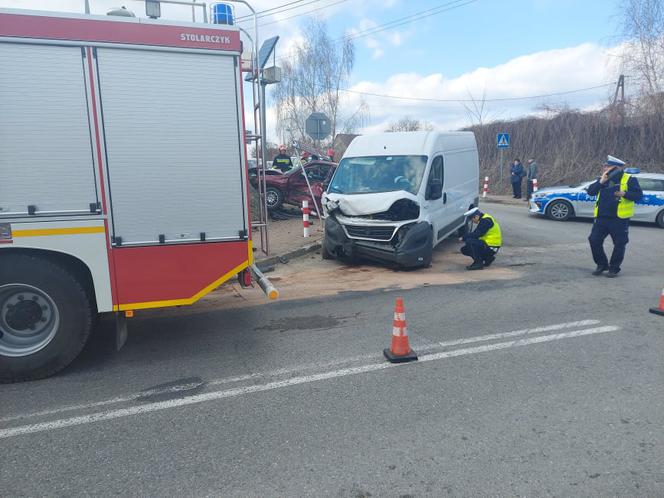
0,3,275,382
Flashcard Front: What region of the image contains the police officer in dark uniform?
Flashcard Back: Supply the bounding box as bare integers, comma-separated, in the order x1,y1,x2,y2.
460,207,502,270
272,144,293,173
586,155,642,278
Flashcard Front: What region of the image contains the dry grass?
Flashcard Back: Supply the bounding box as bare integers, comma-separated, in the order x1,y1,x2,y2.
467,110,664,192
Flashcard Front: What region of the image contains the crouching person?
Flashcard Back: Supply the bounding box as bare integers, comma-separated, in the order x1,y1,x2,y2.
460,208,502,270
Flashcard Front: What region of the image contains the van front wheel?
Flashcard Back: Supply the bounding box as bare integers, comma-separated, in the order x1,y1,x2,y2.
321,242,334,260
420,243,433,268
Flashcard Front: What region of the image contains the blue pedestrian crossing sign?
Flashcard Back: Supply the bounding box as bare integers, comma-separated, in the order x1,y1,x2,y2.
496,133,510,148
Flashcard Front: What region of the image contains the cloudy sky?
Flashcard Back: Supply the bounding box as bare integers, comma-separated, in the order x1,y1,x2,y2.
1,0,629,140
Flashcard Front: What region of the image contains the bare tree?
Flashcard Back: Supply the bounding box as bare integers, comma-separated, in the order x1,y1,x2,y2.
466,105,664,194
385,116,434,132
620,0,664,113
534,102,574,118
460,87,490,126
272,19,367,146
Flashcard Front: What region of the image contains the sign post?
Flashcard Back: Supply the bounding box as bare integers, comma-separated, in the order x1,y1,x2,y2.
305,112,331,141
301,112,332,221
496,133,510,185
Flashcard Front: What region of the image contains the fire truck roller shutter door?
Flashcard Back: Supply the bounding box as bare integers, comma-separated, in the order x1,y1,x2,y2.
95,48,246,245
0,43,99,217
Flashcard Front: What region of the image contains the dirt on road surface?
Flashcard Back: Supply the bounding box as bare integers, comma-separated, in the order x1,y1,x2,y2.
150,239,521,318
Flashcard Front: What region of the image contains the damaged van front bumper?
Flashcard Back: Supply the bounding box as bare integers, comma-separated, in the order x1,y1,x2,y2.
323,215,432,268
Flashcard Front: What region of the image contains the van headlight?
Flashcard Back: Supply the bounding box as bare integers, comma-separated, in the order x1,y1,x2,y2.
325,198,339,213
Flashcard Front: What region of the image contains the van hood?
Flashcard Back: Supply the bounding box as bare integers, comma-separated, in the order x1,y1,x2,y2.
323,190,420,216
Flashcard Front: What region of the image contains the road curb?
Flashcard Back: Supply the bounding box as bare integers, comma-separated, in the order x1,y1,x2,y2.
481,196,529,207
256,240,322,269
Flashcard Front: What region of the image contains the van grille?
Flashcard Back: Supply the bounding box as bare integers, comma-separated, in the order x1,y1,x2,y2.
345,225,395,241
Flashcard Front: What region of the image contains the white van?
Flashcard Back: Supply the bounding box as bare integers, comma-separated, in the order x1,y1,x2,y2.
321,131,479,268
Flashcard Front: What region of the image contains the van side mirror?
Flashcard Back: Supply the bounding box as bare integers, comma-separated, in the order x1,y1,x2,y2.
428,179,443,200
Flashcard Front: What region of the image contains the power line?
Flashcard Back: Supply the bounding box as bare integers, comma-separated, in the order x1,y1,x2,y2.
234,0,314,21
344,0,478,42
273,0,478,65
264,0,611,105
257,0,349,28
341,82,616,102
236,0,327,22
280,75,616,103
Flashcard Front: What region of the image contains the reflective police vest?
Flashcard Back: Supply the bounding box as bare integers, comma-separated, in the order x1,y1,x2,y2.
594,173,634,219
479,213,502,247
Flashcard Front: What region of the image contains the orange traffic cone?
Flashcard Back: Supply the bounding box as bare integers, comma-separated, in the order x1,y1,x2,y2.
650,287,664,316
383,297,418,363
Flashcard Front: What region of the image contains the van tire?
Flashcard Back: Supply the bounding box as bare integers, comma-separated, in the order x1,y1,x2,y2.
321,243,334,260
0,254,92,383
421,243,433,268
411,225,433,268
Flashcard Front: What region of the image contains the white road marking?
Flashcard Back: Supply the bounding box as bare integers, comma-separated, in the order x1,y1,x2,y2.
0,324,620,439
0,319,601,423
419,326,619,363
419,319,602,351
0,319,599,423
0,380,206,424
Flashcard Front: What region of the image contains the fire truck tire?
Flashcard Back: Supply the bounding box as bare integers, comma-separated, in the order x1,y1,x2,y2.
0,254,93,383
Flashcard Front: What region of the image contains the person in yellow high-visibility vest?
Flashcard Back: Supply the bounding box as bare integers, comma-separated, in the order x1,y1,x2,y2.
586,155,642,277
461,207,502,270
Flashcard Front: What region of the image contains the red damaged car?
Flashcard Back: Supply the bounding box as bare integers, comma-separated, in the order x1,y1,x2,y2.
249,161,337,211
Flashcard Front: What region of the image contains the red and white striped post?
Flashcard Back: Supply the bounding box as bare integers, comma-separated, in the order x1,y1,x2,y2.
302,200,311,238
482,176,489,198
532,178,539,193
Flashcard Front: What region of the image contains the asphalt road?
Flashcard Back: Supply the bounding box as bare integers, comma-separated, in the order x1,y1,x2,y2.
2,203,663,497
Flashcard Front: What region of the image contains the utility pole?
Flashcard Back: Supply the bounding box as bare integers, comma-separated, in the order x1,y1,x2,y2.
611,74,626,126
613,74,625,104
500,148,504,185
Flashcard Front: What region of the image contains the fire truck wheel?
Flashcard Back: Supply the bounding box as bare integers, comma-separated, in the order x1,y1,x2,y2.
265,186,284,211
0,254,93,383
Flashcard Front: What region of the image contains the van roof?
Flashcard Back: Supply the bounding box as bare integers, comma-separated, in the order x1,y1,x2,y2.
342,131,476,158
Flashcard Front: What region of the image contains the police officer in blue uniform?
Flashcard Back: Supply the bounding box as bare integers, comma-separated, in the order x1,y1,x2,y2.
460,207,502,270
586,155,642,277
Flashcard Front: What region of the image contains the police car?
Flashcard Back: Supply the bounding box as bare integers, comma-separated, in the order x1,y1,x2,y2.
529,169,664,227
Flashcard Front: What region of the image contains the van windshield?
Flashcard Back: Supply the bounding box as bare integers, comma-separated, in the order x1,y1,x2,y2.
328,155,428,195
